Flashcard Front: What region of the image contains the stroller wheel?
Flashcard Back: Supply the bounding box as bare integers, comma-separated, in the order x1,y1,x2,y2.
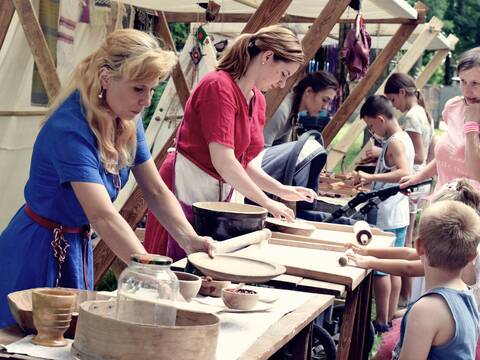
312,324,336,360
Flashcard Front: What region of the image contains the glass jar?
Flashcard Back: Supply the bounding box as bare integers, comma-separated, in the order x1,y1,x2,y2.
116,254,179,326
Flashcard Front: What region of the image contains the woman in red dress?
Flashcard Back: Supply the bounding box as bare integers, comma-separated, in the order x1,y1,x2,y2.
144,25,317,260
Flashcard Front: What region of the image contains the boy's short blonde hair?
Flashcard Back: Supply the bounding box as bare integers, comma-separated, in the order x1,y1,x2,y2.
419,200,480,270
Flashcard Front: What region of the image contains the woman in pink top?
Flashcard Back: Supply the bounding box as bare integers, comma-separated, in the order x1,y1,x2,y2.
144,26,317,260
401,47,480,191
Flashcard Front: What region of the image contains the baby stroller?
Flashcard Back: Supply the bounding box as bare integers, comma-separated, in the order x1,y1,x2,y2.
258,129,356,225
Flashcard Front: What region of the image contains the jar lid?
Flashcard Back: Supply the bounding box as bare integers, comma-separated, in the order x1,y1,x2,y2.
131,254,173,265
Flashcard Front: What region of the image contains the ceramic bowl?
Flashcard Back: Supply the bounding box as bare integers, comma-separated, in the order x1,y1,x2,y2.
199,277,231,297
221,288,259,310
192,202,267,240
173,271,202,302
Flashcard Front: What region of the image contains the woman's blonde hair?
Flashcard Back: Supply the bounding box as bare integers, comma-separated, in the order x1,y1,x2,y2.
46,29,177,173
216,25,304,79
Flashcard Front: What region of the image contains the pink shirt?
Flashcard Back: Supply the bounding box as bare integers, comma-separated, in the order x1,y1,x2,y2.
435,96,470,190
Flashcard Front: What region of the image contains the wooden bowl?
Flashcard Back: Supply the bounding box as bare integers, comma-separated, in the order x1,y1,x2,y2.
72,300,220,360
199,277,231,297
221,288,259,310
173,271,202,302
192,202,267,241
265,217,316,236
7,287,110,338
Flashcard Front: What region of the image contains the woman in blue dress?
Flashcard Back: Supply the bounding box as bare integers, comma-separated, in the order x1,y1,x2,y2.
0,29,215,328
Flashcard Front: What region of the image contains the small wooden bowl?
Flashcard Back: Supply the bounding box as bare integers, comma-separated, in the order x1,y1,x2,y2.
221,288,259,310
173,271,202,302
199,277,231,298
265,218,316,236
7,287,110,338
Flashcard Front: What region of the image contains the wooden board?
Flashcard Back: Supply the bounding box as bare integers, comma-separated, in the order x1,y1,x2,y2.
270,225,394,248
236,243,368,290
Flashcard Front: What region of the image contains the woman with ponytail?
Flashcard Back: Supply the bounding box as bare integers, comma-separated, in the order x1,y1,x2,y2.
384,73,434,302
144,25,317,260
0,29,216,328
263,70,338,147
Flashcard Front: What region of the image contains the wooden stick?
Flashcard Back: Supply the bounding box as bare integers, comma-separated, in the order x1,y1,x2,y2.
241,0,292,34
215,229,272,254
269,237,345,253
11,0,60,101
0,0,15,51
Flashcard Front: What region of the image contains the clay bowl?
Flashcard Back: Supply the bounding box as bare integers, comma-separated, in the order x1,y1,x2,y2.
192,202,267,241
265,217,316,236
173,271,202,302
199,277,231,298
221,288,259,310
7,287,110,338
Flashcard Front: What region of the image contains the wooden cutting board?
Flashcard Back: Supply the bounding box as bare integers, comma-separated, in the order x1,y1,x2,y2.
235,243,368,290
270,221,395,249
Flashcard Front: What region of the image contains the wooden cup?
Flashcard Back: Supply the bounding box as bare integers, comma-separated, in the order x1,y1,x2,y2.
31,288,76,347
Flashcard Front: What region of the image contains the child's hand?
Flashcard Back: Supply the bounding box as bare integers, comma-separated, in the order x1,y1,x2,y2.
347,253,374,268
355,170,373,184
344,242,369,256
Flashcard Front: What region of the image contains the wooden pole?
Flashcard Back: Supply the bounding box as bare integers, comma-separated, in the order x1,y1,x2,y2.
0,0,15,50
265,0,351,119
11,0,60,101
321,6,427,148
241,0,292,34
327,16,442,171
416,34,459,88
154,11,191,109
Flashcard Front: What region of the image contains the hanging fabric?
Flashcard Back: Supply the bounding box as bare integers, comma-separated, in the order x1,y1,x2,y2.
340,13,371,81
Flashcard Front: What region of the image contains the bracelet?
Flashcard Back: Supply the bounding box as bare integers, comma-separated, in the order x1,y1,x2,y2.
464,122,480,135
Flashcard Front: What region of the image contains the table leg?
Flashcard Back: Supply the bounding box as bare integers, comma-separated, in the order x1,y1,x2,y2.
349,273,373,360
336,287,360,360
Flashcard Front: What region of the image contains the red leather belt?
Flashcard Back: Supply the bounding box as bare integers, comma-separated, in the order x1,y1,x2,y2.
24,205,90,288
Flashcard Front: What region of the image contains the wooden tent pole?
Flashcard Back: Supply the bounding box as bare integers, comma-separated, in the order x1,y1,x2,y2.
0,0,15,50
11,0,60,101
416,34,459,88
327,16,442,172
265,0,351,120
242,0,292,34
321,5,427,148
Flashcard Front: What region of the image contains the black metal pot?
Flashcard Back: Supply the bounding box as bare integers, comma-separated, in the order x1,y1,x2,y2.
192,202,267,241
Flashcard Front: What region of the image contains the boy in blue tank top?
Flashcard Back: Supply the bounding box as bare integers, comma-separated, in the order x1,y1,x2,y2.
393,200,480,359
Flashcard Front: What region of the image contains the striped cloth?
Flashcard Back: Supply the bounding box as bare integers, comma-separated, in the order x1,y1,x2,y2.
31,0,59,106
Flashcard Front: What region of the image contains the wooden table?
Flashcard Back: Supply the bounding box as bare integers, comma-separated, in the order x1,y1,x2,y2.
180,221,393,360
0,294,334,360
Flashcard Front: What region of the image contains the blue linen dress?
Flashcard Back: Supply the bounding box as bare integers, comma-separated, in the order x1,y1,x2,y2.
0,91,151,328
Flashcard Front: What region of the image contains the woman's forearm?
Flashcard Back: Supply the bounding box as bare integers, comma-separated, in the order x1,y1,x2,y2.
209,143,271,207
90,210,147,263
465,133,480,182
246,162,284,195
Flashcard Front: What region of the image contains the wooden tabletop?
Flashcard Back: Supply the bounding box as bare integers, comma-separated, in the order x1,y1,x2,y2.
0,294,334,360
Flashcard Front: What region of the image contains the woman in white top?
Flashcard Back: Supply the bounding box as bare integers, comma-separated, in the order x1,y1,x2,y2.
384,73,434,302
263,70,338,147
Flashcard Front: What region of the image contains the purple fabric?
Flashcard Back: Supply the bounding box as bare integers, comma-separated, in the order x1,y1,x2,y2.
79,0,90,23
340,16,371,81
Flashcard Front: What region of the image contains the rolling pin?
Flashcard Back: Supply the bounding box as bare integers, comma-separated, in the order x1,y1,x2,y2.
353,220,372,245
213,229,272,255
